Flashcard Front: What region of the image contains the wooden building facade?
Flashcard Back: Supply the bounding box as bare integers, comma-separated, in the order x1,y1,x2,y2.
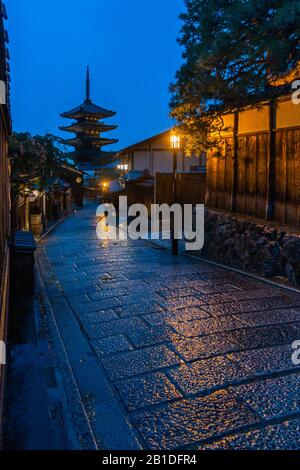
206,95,300,227
0,0,10,276
0,0,11,432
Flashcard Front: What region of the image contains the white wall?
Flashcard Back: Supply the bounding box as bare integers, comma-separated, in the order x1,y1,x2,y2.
133,150,148,171
130,130,203,175
132,149,201,175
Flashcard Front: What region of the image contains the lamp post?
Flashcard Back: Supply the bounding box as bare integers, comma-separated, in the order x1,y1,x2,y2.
170,131,181,255
23,187,31,232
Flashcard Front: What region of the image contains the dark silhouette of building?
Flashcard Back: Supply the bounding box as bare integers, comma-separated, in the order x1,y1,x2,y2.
60,66,118,170
0,0,11,270
0,0,11,433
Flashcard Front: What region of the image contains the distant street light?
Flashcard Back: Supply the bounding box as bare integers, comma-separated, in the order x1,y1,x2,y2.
170,131,181,255
117,163,129,172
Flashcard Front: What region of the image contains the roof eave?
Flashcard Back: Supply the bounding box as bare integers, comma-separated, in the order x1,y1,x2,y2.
60,110,116,119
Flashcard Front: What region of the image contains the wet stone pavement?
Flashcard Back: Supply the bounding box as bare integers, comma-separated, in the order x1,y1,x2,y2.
36,201,300,450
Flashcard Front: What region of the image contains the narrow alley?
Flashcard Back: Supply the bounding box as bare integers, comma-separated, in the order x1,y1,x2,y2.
6,201,300,450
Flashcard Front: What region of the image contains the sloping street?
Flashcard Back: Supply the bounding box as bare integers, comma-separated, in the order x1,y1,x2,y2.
32,201,300,450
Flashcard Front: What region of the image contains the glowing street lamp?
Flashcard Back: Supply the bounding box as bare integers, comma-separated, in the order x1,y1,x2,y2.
170,131,181,255
170,133,181,150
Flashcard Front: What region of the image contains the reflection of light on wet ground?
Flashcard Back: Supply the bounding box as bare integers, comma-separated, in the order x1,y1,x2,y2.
96,211,183,243
96,219,115,241
100,239,110,248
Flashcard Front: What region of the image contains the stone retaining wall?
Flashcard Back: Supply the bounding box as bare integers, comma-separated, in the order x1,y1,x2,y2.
197,209,300,287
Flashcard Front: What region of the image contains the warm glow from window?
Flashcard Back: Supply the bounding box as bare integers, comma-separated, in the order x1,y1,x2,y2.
118,164,129,171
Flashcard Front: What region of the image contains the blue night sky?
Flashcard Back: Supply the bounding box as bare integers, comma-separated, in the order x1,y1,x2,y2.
7,0,185,150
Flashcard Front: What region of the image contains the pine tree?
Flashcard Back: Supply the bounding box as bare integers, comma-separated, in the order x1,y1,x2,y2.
171,0,300,154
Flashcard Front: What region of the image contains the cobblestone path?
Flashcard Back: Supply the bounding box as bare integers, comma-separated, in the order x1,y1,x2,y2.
36,201,300,450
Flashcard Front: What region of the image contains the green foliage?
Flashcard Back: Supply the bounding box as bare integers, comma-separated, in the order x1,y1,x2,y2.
9,132,67,194
171,0,300,154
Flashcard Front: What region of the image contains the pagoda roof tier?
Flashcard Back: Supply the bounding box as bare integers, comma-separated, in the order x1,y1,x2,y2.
66,149,118,165
61,100,116,120
59,122,118,134
63,136,119,148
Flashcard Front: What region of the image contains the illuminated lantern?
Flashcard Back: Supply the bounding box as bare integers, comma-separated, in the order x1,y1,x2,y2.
170,132,181,150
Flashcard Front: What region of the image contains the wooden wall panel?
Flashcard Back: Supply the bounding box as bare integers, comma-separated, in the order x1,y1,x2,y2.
216,155,226,209
274,131,287,224
273,129,300,227
244,135,257,216
207,154,217,208
207,139,234,211
224,138,233,211
155,173,206,206
236,137,246,214
286,130,300,226
222,133,268,218
177,173,207,205
256,134,269,218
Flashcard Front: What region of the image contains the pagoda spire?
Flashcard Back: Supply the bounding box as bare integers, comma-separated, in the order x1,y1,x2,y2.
86,65,91,103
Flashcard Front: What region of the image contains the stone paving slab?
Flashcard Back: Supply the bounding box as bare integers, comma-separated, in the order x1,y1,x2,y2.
127,326,181,349
157,287,200,298
101,345,181,381
87,288,130,301
224,323,300,351
91,335,134,357
142,308,211,327
170,316,245,338
198,293,234,304
167,356,250,396
231,308,300,327
37,202,300,450
204,297,300,316
201,418,300,450
226,287,285,301
174,334,237,362
231,373,300,420
114,302,164,317
131,390,258,449
114,372,182,412
82,317,148,340
230,344,300,376
75,309,119,326
74,298,122,313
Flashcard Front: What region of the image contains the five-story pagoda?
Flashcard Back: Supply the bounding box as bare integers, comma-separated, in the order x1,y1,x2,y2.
60,67,118,168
